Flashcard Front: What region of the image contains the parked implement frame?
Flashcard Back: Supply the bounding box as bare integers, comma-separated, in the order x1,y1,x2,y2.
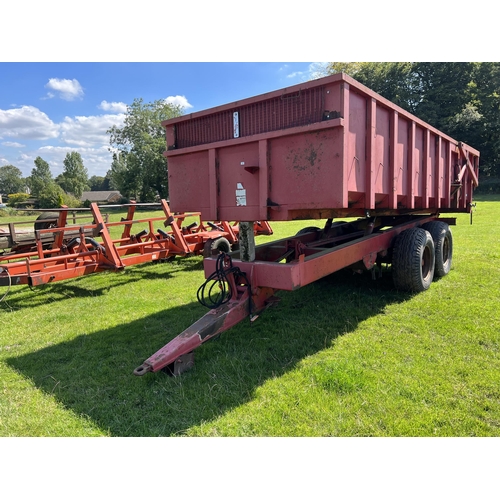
0,200,272,288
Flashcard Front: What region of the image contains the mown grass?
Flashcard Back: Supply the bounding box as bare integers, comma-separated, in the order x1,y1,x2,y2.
0,196,499,436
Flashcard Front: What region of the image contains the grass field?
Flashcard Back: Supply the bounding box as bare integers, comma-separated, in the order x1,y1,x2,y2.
0,196,499,437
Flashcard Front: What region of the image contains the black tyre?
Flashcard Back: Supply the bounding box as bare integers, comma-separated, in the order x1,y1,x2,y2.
392,228,435,292
296,226,321,236
203,237,232,258
421,221,453,278
34,212,59,231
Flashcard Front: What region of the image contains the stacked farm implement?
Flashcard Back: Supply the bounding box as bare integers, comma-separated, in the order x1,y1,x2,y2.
0,200,272,288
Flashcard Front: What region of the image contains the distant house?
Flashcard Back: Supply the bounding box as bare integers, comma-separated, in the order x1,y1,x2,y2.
81,191,122,204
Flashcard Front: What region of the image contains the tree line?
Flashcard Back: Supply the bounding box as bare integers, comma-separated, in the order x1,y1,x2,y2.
0,152,92,208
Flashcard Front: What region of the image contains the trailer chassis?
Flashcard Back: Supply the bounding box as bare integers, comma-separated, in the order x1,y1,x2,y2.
134,213,453,376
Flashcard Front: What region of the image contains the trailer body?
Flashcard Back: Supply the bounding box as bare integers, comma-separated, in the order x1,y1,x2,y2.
132,74,481,376
163,73,479,222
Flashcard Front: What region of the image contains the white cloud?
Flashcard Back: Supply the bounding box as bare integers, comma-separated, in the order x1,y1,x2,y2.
22,145,115,178
0,92,189,178
13,146,116,178
0,106,59,140
0,108,124,177
0,108,125,177
165,95,193,109
45,78,84,101
308,62,329,80
59,113,126,148
99,100,128,113
286,71,304,79
285,63,329,81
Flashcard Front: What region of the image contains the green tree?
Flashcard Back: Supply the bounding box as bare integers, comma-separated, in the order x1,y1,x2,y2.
0,165,25,195
102,170,112,190
6,192,30,207
88,175,106,191
327,62,475,121
326,62,364,76
29,156,53,198
453,62,500,177
410,62,476,130
327,62,420,112
38,183,65,208
107,152,141,199
359,62,418,111
57,152,90,198
107,98,183,201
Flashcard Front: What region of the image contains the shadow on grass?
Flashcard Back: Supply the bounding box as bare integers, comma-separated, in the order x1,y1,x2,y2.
7,267,412,436
0,256,204,310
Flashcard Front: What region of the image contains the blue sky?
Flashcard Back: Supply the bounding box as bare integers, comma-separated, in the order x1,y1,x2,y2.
1,1,492,183
0,62,326,180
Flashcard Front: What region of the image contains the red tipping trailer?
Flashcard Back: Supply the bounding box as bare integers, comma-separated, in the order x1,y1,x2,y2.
163,72,478,221
133,73,480,376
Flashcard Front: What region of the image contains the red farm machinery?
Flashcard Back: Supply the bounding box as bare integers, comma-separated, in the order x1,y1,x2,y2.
133,72,480,376
0,200,272,288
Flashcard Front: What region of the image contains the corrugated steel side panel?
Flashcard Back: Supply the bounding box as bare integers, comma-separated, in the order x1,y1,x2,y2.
163,73,479,221
173,87,325,149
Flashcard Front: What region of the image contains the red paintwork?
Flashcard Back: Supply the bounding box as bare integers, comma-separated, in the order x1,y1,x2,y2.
133,254,276,375
203,215,440,291
0,201,272,287
162,73,479,221
134,292,252,375
130,74,482,377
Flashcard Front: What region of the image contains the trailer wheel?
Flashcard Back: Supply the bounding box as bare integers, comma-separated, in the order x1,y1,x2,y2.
34,212,59,231
296,226,321,236
203,237,232,258
421,221,453,278
392,228,435,292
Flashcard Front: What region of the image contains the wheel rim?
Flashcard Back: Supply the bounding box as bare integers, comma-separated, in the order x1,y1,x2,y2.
422,244,433,280
219,241,230,253
442,236,450,264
